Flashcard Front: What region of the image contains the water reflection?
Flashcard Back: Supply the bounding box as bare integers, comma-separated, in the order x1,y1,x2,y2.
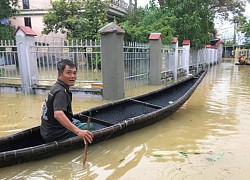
1,62,250,179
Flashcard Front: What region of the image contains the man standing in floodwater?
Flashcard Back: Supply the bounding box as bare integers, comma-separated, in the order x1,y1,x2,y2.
40,59,94,144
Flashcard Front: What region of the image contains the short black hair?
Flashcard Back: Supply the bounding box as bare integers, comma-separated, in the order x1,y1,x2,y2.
57,59,77,73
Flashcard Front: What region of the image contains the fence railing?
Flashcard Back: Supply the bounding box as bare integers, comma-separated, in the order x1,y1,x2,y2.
0,23,223,100
0,40,20,84
0,38,222,88
124,42,149,90
32,39,102,86
161,46,173,80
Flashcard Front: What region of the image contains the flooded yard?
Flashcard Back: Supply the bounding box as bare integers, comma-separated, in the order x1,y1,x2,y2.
0,62,250,179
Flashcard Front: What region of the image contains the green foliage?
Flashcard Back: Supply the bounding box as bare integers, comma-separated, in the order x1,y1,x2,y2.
0,68,5,76
120,0,213,48
206,151,225,162
0,25,15,40
224,40,235,46
0,0,18,40
165,0,213,48
209,0,246,20
238,18,250,39
0,0,18,19
179,151,188,158
42,0,109,40
119,5,176,44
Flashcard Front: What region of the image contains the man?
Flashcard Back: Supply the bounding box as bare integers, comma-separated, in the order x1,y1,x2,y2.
238,54,246,64
40,59,94,145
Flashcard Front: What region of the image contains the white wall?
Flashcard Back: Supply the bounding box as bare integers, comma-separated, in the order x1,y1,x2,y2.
10,0,66,41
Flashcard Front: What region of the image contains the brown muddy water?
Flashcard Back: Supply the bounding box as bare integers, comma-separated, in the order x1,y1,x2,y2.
0,62,250,180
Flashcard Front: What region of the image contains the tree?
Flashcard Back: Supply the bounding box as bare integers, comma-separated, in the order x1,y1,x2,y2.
159,0,248,20
209,0,246,20
166,0,214,48
42,0,109,40
237,16,250,46
120,0,213,48
0,0,18,40
119,2,176,44
0,0,18,19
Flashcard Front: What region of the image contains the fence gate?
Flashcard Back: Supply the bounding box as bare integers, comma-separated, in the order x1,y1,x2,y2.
0,40,20,84
32,38,102,87
124,42,149,91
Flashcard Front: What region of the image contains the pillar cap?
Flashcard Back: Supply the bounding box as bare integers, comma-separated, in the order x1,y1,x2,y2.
98,22,125,35
149,33,161,40
216,41,224,44
14,26,37,36
182,40,190,45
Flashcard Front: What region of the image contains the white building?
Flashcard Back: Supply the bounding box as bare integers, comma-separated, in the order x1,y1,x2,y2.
9,0,128,42
10,0,66,41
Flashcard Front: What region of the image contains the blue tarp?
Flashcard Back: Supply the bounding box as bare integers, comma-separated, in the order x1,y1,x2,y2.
0,18,9,25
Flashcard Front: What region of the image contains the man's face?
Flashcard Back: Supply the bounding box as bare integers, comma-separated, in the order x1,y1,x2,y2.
58,65,77,86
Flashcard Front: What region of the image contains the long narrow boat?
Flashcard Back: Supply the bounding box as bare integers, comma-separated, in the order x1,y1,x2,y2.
235,62,250,65
0,70,207,167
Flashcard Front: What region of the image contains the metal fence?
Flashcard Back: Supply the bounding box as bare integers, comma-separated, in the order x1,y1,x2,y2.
0,40,20,84
177,47,187,76
161,46,187,81
161,46,173,80
33,39,151,90
0,38,151,90
0,37,220,92
32,38,102,86
124,42,149,91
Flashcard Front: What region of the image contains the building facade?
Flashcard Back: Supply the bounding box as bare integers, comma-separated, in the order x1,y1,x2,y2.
9,0,129,41
10,0,66,41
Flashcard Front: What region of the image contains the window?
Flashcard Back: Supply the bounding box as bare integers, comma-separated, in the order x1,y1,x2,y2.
24,17,32,28
23,0,30,9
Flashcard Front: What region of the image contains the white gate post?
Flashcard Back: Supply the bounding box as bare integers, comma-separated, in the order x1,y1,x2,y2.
149,33,162,85
182,40,190,75
15,26,38,94
99,22,125,100
171,37,178,81
206,45,211,66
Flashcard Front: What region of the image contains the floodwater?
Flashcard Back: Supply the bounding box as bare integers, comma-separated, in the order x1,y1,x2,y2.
1,61,250,179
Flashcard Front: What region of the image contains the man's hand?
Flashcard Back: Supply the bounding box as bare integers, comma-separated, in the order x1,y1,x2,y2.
54,110,94,144
77,130,94,145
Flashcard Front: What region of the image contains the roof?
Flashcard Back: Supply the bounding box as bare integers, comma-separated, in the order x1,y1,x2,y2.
182,40,190,45
14,26,37,36
149,33,161,40
216,41,224,44
98,22,125,34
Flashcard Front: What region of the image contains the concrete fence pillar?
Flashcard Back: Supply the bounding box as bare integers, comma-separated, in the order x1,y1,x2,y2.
211,46,215,65
14,26,38,94
202,46,207,66
216,41,223,62
171,37,178,81
148,33,162,85
98,22,125,100
205,45,211,66
214,46,218,64
182,40,190,75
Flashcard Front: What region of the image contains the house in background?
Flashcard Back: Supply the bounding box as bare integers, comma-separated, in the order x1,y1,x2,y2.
9,0,129,42
10,0,66,41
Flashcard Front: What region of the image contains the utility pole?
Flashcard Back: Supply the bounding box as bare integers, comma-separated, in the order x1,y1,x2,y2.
233,22,236,45
129,0,137,9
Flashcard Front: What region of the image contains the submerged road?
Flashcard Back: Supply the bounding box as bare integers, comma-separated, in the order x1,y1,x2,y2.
0,61,250,179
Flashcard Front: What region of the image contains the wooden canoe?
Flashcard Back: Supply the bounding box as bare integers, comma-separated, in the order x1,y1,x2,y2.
0,70,207,167
235,62,250,65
